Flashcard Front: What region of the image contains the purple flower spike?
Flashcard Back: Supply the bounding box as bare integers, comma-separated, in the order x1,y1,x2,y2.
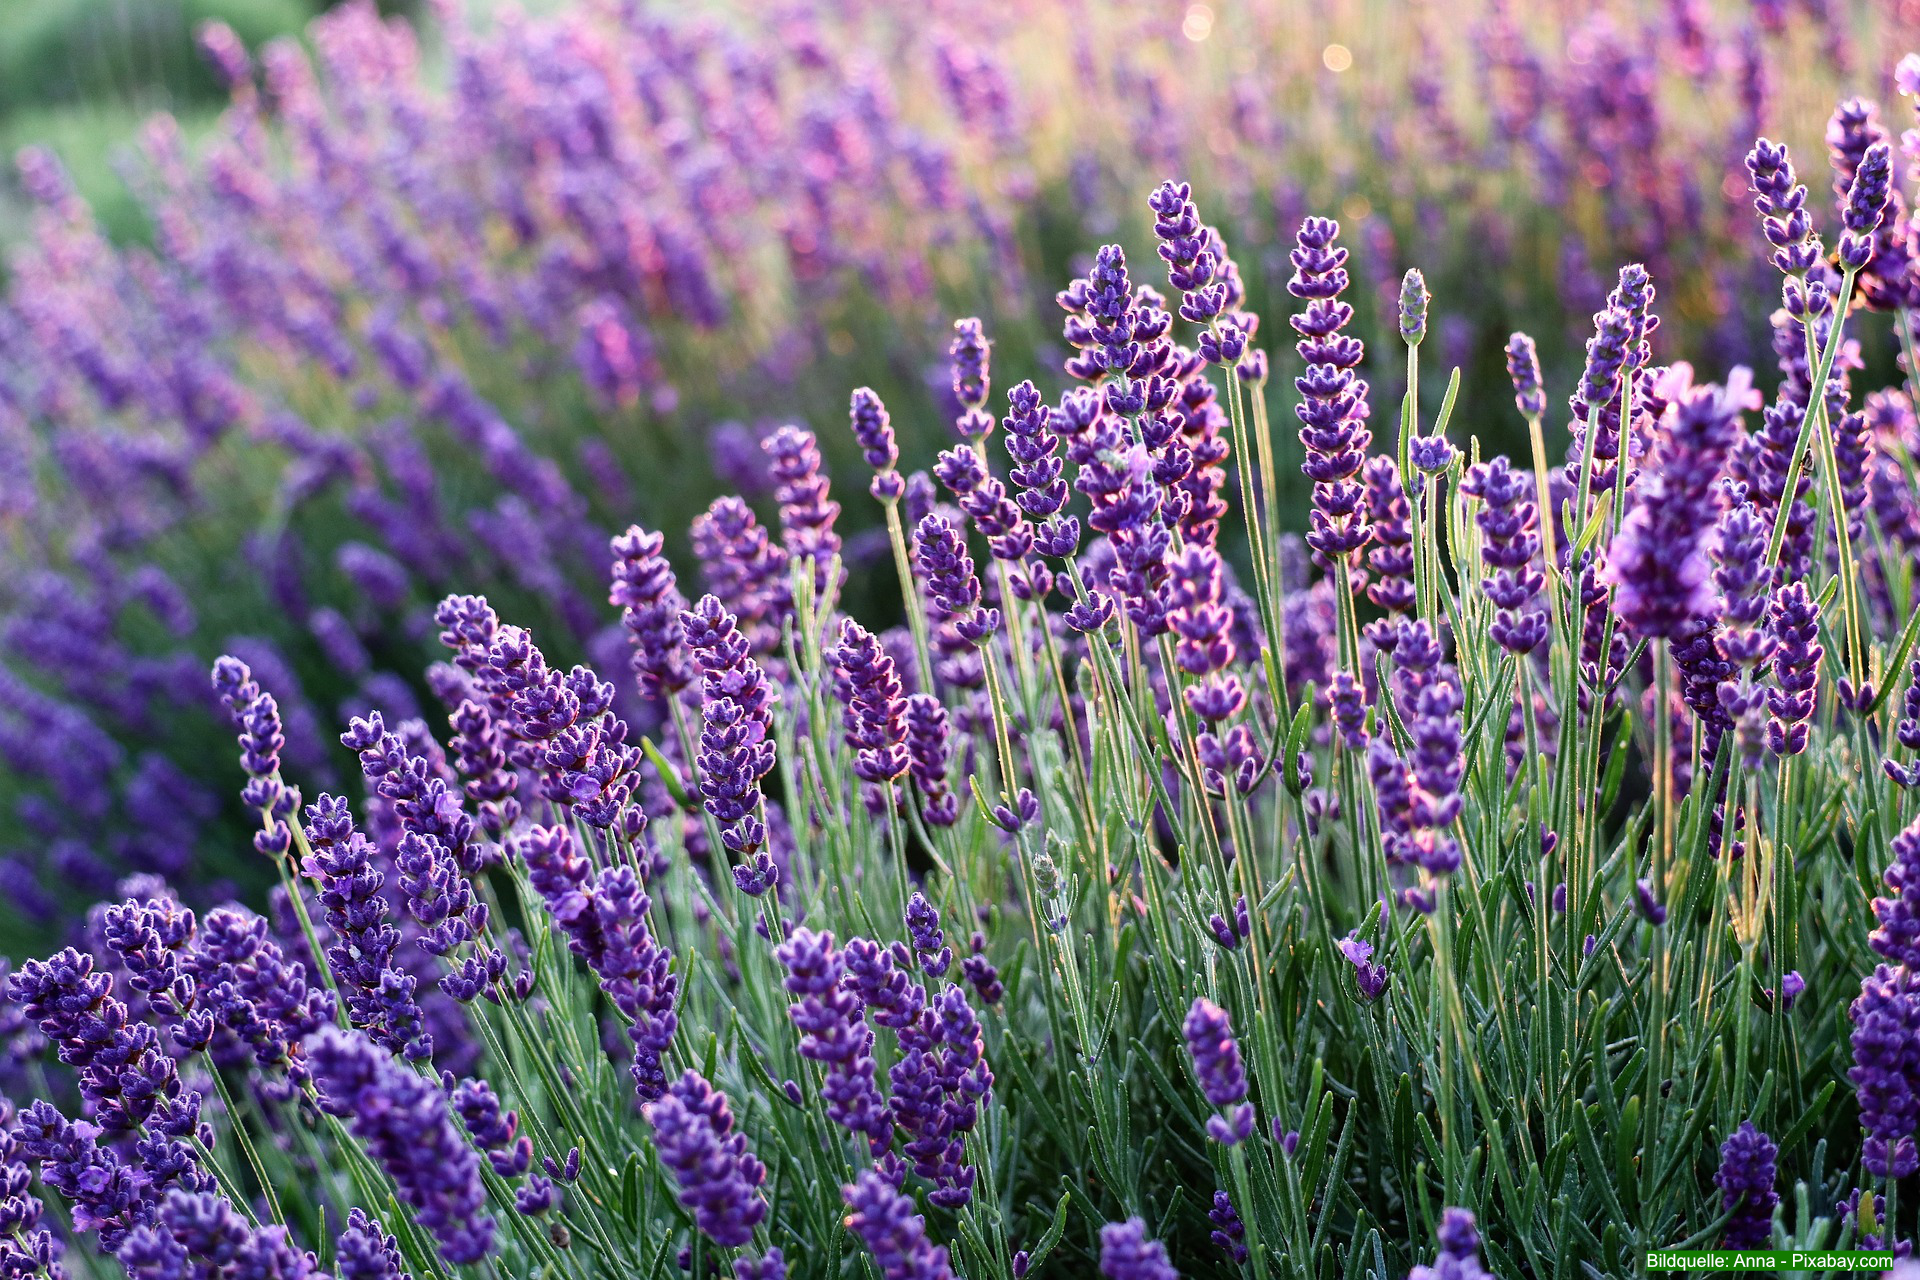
852,388,904,501
610,525,693,703
905,693,959,826
1506,332,1547,418
1149,180,1226,328
774,928,891,1155
303,794,432,1060
905,893,953,978
1184,997,1252,1144
1839,141,1893,271
1852,963,1920,1179
335,1208,405,1280
763,425,842,593
1098,1217,1180,1280
1460,456,1546,654
1209,1189,1249,1264
1167,544,1245,725
834,619,909,784
515,825,677,1101
1765,582,1821,756
1604,372,1747,639
682,595,780,890
914,514,999,644
1715,1122,1778,1248
307,1026,495,1266
950,318,994,441
843,1168,954,1280
1004,380,1077,559
452,1078,532,1178
1288,216,1371,562
645,1071,768,1250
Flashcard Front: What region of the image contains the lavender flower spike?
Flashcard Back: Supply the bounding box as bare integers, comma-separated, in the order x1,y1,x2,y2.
610,525,693,703
1183,997,1253,1144
1715,1122,1778,1248
842,1168,955,1280
1289,216,1371,562
1603,370,1747,639
914,514,1000,644
307,1026,495,1265
647,1071,768,1249
851,387,904,501
1098,1217,1181,1280
682,595,780,893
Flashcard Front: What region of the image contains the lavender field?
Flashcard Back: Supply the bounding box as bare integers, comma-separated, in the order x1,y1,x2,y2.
10,0,1920,1276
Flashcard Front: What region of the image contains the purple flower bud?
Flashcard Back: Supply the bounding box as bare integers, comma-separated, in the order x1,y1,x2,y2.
1399,269,1429,345
842,1168,954,1280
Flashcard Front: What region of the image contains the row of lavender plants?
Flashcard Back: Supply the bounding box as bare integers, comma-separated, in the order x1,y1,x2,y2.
16,30,1920,1272
2,0,1918,928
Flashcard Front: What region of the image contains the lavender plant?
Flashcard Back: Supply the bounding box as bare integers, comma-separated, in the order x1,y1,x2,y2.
14,8,1920,1280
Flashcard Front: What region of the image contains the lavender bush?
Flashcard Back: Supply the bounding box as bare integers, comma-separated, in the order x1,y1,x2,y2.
11,1,1920,1277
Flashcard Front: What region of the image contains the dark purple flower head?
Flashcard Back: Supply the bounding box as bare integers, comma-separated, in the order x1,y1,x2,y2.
1209,1190,1248,1264
515,824,677,1099
851,387,901,497
842,1168,954,1280
1288,216,1371,562
335,1208,406,1280
950,318,993,440
1459,456,1545,654
914,515,999,644
691,496,789,655
1839,141,1893,271
1852,963,1920,1179
1747,138,1827,310
1408,1208,1492,1280
1149,180,1228,328
1765,582,1821,756
905,894,952,978
610,525,692,702
835,619,909,784
774,929,891,1154
307,1026,495,1265
1506,332,1546,418
1715,1122,1778,1248
1098,1217,1179,1280
1184,997,1252,1143
764,425,842,592
905,694,958,827
1871,818,1920,970
646,1070,768,1249
453,1077,532,1178
1167,544,1244,723
1604,370,1747,639
682,595,779,888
